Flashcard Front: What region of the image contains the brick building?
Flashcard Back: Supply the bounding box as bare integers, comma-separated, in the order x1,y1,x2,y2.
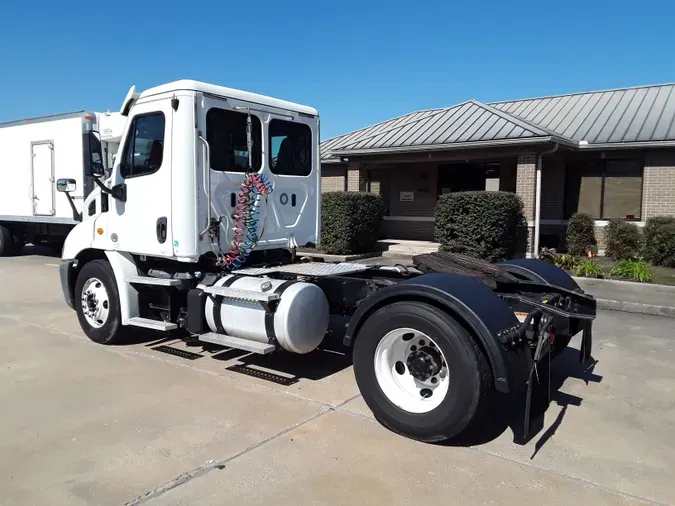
320,84,675,255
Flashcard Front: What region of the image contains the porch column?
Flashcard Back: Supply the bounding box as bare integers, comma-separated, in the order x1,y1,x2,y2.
642,152,675,217
516,152,537,256
347,162,367,192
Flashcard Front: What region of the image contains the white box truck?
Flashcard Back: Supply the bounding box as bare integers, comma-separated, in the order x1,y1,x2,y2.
56,80,597,444
0,110,125,255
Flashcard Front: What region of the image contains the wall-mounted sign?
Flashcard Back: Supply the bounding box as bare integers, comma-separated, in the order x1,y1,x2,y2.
400,191,414,202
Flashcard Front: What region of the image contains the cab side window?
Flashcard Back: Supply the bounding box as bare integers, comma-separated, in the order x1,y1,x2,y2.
121,113,166,178
206,108,262,172
269,119,312,176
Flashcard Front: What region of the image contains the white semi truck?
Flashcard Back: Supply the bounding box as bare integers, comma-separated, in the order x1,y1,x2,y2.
57,80,596,443
0,110,125,255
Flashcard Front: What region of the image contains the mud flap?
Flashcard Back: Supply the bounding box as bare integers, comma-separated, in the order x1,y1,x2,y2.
513,332,552,445
580,320,593,363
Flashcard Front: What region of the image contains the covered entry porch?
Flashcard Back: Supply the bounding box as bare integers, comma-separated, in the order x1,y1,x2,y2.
322,146,555,255
324,144,656,255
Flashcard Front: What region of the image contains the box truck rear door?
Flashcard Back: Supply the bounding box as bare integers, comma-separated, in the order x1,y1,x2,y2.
31,141,55,216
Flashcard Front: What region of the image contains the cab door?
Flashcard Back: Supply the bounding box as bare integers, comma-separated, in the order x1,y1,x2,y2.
105,98,174,257
263,115,319,246
199,95,264,255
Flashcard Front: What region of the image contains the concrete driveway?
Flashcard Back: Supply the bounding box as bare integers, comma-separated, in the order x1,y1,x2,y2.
1,251,673,505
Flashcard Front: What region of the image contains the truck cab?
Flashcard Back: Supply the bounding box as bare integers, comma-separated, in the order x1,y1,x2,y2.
63,80,321,264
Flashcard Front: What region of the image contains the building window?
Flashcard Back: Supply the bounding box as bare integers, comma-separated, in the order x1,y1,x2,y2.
206,108,262,172
121,113,165,178
565,159,643,220
269,119,312,176
437,162,501,196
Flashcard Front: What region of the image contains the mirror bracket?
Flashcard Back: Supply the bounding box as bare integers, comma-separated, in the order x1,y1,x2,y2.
91,176,126,202
56,179,82,222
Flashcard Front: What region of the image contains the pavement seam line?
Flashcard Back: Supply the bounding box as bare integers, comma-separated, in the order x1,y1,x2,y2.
124,408,332,506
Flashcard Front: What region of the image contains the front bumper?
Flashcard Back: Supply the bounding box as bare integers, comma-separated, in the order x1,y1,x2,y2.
59,261,76,310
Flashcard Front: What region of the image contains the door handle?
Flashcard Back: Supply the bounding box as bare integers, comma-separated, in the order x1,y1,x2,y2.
156,217,167,244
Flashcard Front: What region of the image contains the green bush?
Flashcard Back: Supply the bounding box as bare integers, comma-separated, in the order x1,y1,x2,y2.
566,213,597,256
574,259,605,278
540,249,579,271
605,219,642,260
320,192,385,255
610,259,653,283
434,191,526,262
643,216,675,267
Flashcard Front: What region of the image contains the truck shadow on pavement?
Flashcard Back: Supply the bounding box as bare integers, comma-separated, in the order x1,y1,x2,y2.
448,347,602,455
126,332,354,386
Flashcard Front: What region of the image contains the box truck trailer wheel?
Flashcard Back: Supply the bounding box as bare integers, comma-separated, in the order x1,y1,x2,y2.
0,225,16,256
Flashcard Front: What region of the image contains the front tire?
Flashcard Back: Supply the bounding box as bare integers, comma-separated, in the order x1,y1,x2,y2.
75,260,126,345
353,301,492,443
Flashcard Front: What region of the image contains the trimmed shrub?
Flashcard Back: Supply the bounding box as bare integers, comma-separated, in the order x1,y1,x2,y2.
540,249,579,271
610,259,653,283
605,219,642,260
643,216,675,267
575,259,605,278
566,213,596,256
434,191,527,262
320,192,385,255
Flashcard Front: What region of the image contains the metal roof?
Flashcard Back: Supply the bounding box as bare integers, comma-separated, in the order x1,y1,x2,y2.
321,83,675,161
491,84,675,145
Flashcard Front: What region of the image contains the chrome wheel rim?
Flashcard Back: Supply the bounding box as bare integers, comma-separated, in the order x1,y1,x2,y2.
373,328,450,414
80,277,110,329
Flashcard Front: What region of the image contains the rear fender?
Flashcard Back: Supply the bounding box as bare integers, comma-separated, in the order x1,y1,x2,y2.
345,273,527,393
498,258,580,291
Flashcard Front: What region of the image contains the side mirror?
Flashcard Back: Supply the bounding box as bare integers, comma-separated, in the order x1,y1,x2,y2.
57,178,81,222
87,131,105,178
57,178,77,193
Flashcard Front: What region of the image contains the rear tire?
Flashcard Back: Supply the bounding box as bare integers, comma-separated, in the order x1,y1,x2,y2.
353,301,492,443
0,225,15,257
74,260,126,345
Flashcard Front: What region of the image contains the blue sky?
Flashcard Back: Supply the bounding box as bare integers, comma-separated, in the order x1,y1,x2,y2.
1,0,674,140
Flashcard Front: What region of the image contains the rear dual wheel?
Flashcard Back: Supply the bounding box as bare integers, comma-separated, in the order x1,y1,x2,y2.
353,301,492,443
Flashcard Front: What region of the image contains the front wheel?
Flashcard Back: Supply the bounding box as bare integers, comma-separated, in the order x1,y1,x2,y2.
74,259,126,345
353,301,492,443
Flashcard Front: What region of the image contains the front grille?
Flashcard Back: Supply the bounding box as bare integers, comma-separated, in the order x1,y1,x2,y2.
87,201,96,216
